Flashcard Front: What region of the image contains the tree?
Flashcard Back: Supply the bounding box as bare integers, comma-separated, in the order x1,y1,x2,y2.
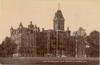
0,37,17,57
89,30,99,45
86,30,99,57
73,27,87,57
73,27,87,37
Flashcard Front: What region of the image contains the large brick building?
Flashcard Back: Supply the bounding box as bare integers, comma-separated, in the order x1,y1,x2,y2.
10,9,86,57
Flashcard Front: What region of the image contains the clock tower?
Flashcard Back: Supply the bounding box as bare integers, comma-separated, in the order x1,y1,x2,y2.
53,9,65,31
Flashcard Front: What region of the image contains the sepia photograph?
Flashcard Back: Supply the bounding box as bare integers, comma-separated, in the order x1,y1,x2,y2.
0,0,99,65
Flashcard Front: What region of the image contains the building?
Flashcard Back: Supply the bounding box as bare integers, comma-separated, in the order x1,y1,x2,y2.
10,22,38,57
10,9,86,57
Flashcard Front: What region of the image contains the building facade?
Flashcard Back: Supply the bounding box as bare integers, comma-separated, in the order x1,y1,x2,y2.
10,9,86,57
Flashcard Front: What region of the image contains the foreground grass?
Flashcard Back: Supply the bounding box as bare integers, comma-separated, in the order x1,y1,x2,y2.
0,57,99,64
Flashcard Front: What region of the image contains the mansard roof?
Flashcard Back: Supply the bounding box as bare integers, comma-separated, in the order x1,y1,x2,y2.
55,9,64,19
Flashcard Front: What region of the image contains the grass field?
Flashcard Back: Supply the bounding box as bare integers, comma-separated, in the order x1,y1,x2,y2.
0,57,99,65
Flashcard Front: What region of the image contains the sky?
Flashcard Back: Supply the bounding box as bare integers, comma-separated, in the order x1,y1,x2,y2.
0,0,100,43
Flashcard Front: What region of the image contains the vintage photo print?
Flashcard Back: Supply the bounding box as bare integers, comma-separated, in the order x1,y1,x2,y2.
0,0,99,65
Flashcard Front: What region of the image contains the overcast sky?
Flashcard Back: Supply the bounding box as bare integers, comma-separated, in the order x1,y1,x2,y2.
0,0,100,43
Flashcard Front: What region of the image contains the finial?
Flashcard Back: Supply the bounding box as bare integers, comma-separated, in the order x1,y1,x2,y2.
58,2,60,10
37,27,40,32
10,26,13,30
30,21,32,25
19,22,23,27
42,28,44,31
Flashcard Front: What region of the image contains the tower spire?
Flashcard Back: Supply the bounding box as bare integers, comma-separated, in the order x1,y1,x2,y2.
58,3,60,10
53,3,65,31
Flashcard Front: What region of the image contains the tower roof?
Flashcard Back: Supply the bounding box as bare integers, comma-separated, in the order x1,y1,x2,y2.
55,10,64,18
53,4,64,21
